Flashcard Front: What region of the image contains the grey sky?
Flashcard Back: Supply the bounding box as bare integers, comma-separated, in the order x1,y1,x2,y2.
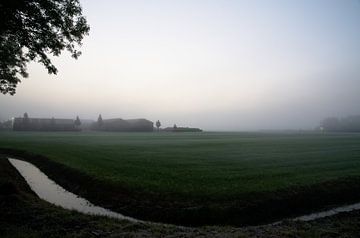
1,0,360,130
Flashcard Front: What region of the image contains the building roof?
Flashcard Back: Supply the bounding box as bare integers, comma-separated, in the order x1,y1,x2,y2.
103,118,152,124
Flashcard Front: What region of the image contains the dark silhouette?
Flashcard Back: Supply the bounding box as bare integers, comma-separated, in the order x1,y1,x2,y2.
74,116,81,127
13,116,78,131
93,118,153,132
97,114,103,127
173,124,177,129
320,115,360,132
156,120,161,131
22,112,30,128
0,0,90,95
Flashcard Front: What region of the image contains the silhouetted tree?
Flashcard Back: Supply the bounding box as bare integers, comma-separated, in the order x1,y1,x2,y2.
341,115,360,132
97,114,103,127
173,124,177,129
74,116,81,127
0,120,12,130
3,120,12,129
22,112,29,128
320,117,340,131
0,0,90,95
321,115,360,132
156,120,161,131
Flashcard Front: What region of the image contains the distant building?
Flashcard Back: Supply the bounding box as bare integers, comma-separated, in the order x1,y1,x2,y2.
78,119,95,131
93,118,153,132
12,116,78,131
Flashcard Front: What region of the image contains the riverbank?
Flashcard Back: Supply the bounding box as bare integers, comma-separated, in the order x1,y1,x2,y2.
1,156,360,237
2,147,360,227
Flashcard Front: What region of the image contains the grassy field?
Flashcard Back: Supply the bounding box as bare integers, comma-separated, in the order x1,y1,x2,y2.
2,156,360,238
1,131,360,225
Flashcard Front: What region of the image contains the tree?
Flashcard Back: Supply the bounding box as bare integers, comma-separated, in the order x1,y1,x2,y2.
156,120,161,131
23,112,29,119
320,117,340,132
74,116,81,127
3,120,13,129
97,114,103,127
173,124,177,129
0,119,12,130
320,115,360,132
0,0,90,95
22,112,30,127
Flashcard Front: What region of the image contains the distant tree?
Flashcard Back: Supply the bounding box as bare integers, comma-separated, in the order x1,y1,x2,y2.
320,115,360,132
3,120,12,129
22,112,30,128
320,117,340,132
156,120,161,131
0,121,6,130
97,114,103,127
0,0,90,95
173,124,177,129
341,115,360,132
0,119,13,130
74,116,81,127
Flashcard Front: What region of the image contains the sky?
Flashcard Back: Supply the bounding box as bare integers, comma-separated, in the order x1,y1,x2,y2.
1,0,360,130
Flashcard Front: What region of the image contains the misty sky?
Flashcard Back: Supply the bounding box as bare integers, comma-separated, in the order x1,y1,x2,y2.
1,0,360,130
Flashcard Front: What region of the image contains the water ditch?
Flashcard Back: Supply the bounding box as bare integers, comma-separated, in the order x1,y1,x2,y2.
8,157,360,226
8,158,138,223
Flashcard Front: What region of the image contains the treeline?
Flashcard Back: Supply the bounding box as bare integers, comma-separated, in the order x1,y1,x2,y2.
0,120,12,130
320,115,360,132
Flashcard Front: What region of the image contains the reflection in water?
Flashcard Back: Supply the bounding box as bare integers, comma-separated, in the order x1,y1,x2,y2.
8,158,138,222
8,158,360,224
294,202,360,221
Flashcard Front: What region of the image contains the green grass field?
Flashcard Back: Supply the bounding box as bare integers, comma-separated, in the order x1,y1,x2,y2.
1,131,360,198
1,131,360,225
2,156,360,238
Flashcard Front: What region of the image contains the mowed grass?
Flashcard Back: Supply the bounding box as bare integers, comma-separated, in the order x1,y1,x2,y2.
0,131,360,200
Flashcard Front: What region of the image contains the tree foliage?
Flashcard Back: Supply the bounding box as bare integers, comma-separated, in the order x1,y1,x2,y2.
156,120,161,130
22,112,29,125
97,114,103,127
0,0,90,95
74,115,81,126
320,115,360,132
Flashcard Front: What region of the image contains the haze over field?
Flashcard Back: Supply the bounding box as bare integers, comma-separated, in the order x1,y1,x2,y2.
1,0,360,130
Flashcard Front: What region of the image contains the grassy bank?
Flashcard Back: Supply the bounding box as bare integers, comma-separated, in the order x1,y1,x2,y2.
1,131,360,225
1,156,360,237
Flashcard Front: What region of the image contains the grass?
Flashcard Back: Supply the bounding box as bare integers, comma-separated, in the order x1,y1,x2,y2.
1,131,360,225
1,131,359,197
1,156,360,237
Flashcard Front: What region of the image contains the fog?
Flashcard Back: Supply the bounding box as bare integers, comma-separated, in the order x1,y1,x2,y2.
1,0,360,131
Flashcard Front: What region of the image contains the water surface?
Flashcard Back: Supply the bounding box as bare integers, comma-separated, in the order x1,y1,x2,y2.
8,158,138,222
294,202,360,221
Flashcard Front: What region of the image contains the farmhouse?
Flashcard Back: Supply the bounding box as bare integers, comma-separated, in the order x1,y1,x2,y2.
12,116,78,131
94,118,154,132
